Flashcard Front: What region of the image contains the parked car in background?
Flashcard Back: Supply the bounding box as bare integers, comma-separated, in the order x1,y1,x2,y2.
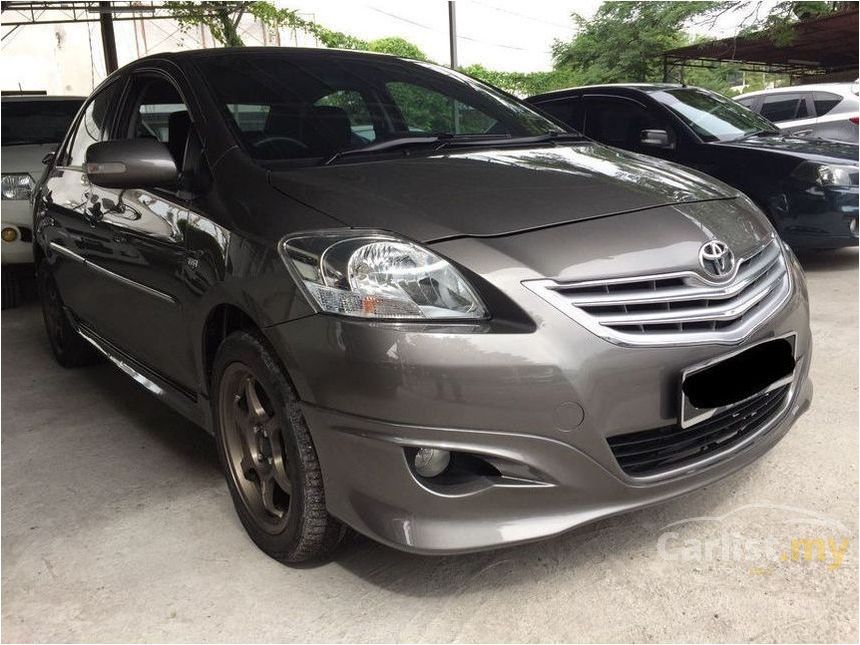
35,49,811,564
528,84,859,250
735,83,859,143
1,93,83,308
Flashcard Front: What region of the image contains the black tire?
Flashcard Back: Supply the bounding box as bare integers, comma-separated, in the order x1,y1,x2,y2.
211,330,345,564
37,259,100,367
2,266,21,310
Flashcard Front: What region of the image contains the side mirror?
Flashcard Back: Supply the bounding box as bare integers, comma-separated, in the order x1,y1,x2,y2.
85,139,178,189
640,129,673,148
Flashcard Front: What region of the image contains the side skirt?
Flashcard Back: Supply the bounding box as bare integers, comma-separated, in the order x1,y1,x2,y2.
75,320,211,432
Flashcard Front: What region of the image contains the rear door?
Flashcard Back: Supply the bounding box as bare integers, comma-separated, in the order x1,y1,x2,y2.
759,92,817,137
811,91,856,141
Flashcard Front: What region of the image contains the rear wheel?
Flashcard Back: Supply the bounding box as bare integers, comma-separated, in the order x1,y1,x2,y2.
37,259,99,367
212,331,345,564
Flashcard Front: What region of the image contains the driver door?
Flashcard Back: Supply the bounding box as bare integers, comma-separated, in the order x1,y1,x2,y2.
81,72,200,391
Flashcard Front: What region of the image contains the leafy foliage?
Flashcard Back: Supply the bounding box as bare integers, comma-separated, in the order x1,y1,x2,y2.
460,64,581,97
165,1,366,48
365,37,429,61
163,0,848,101
551,2,724,84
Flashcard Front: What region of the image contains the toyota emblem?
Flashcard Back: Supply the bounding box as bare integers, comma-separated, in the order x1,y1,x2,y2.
699,240,734,278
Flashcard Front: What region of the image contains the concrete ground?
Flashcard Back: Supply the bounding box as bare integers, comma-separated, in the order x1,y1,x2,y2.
2,249,857,643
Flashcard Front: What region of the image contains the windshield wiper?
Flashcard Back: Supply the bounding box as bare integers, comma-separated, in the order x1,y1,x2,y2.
323,130,582,165
740,129,781,139
323,134,457,164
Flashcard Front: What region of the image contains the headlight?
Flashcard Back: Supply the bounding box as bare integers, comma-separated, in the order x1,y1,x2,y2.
1,173,34,200
791,161,858,187
280,231,488,320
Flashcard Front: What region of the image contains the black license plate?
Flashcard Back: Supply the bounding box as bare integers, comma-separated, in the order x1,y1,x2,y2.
680,336,796,428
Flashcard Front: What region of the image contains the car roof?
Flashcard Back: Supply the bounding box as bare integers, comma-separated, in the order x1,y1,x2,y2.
528,83,685,101
131,46,418,66
736,83,858,99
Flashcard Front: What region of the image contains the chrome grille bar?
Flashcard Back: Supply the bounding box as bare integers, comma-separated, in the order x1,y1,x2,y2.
523,238,791,347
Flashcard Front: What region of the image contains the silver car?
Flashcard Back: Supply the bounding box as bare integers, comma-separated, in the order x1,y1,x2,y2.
1,94,83,308
736,82,859,142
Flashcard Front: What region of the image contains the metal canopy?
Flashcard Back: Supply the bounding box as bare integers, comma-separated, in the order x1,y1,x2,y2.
1,1,244,74
662,9,859,80
0,1,242,26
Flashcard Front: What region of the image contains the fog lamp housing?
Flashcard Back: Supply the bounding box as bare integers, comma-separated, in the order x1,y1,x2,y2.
413,448,451,478
1,227,18,242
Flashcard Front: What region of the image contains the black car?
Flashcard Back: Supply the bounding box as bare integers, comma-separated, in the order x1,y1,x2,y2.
528,84,859,250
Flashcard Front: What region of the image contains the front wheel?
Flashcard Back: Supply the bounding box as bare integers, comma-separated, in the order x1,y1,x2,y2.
211,331,345,564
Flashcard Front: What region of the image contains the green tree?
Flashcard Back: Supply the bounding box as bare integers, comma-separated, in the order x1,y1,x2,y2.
165,1,366,48
460,64,581,97
366,37,429,61
551,2,723,84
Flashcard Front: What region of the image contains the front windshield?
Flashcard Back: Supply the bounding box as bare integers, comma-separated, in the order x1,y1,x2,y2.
651,87,779,142
195,53,567,166
1,99,83,146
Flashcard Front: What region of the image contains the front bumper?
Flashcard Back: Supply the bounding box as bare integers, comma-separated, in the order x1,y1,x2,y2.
265,243,812,554
777,184,859,250
0,199,34,265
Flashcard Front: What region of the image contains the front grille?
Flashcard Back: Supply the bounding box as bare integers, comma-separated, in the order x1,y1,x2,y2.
607,384,790,477
524,239,790,346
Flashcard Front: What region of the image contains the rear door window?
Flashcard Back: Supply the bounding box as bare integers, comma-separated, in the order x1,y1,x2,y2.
813,91,843,117
759,93,806,122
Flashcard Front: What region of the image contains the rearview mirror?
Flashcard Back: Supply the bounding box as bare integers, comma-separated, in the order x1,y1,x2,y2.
640,129,673,148
85,139,178,189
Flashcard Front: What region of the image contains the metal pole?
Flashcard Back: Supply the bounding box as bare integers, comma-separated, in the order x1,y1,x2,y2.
448,0,458,69
99,0,118,73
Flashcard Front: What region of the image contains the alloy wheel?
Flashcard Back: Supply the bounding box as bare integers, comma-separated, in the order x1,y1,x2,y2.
219,363,293,533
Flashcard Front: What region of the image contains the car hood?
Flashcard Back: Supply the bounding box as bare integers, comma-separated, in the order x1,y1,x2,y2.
1,142,57,177
269,142,738,242
713,135,860,165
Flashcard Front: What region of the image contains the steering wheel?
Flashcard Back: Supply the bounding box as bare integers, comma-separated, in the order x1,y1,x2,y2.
250,136,309,157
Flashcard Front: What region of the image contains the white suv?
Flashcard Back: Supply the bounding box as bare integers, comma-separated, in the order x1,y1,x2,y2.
735,82,859,143
1,94,83,308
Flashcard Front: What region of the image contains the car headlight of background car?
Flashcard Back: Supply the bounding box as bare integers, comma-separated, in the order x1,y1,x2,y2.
1,173,35,200
791,161,859,188
280,231,488,320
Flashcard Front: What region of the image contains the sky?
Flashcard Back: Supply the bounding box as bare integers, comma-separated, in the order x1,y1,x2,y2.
0,0,783,94
281,0,602,72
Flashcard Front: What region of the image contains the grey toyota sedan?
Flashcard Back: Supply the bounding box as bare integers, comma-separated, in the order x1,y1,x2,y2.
34,48,812,563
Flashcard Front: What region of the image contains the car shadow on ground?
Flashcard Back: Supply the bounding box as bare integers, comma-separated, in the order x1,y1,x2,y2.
796,247,858,273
